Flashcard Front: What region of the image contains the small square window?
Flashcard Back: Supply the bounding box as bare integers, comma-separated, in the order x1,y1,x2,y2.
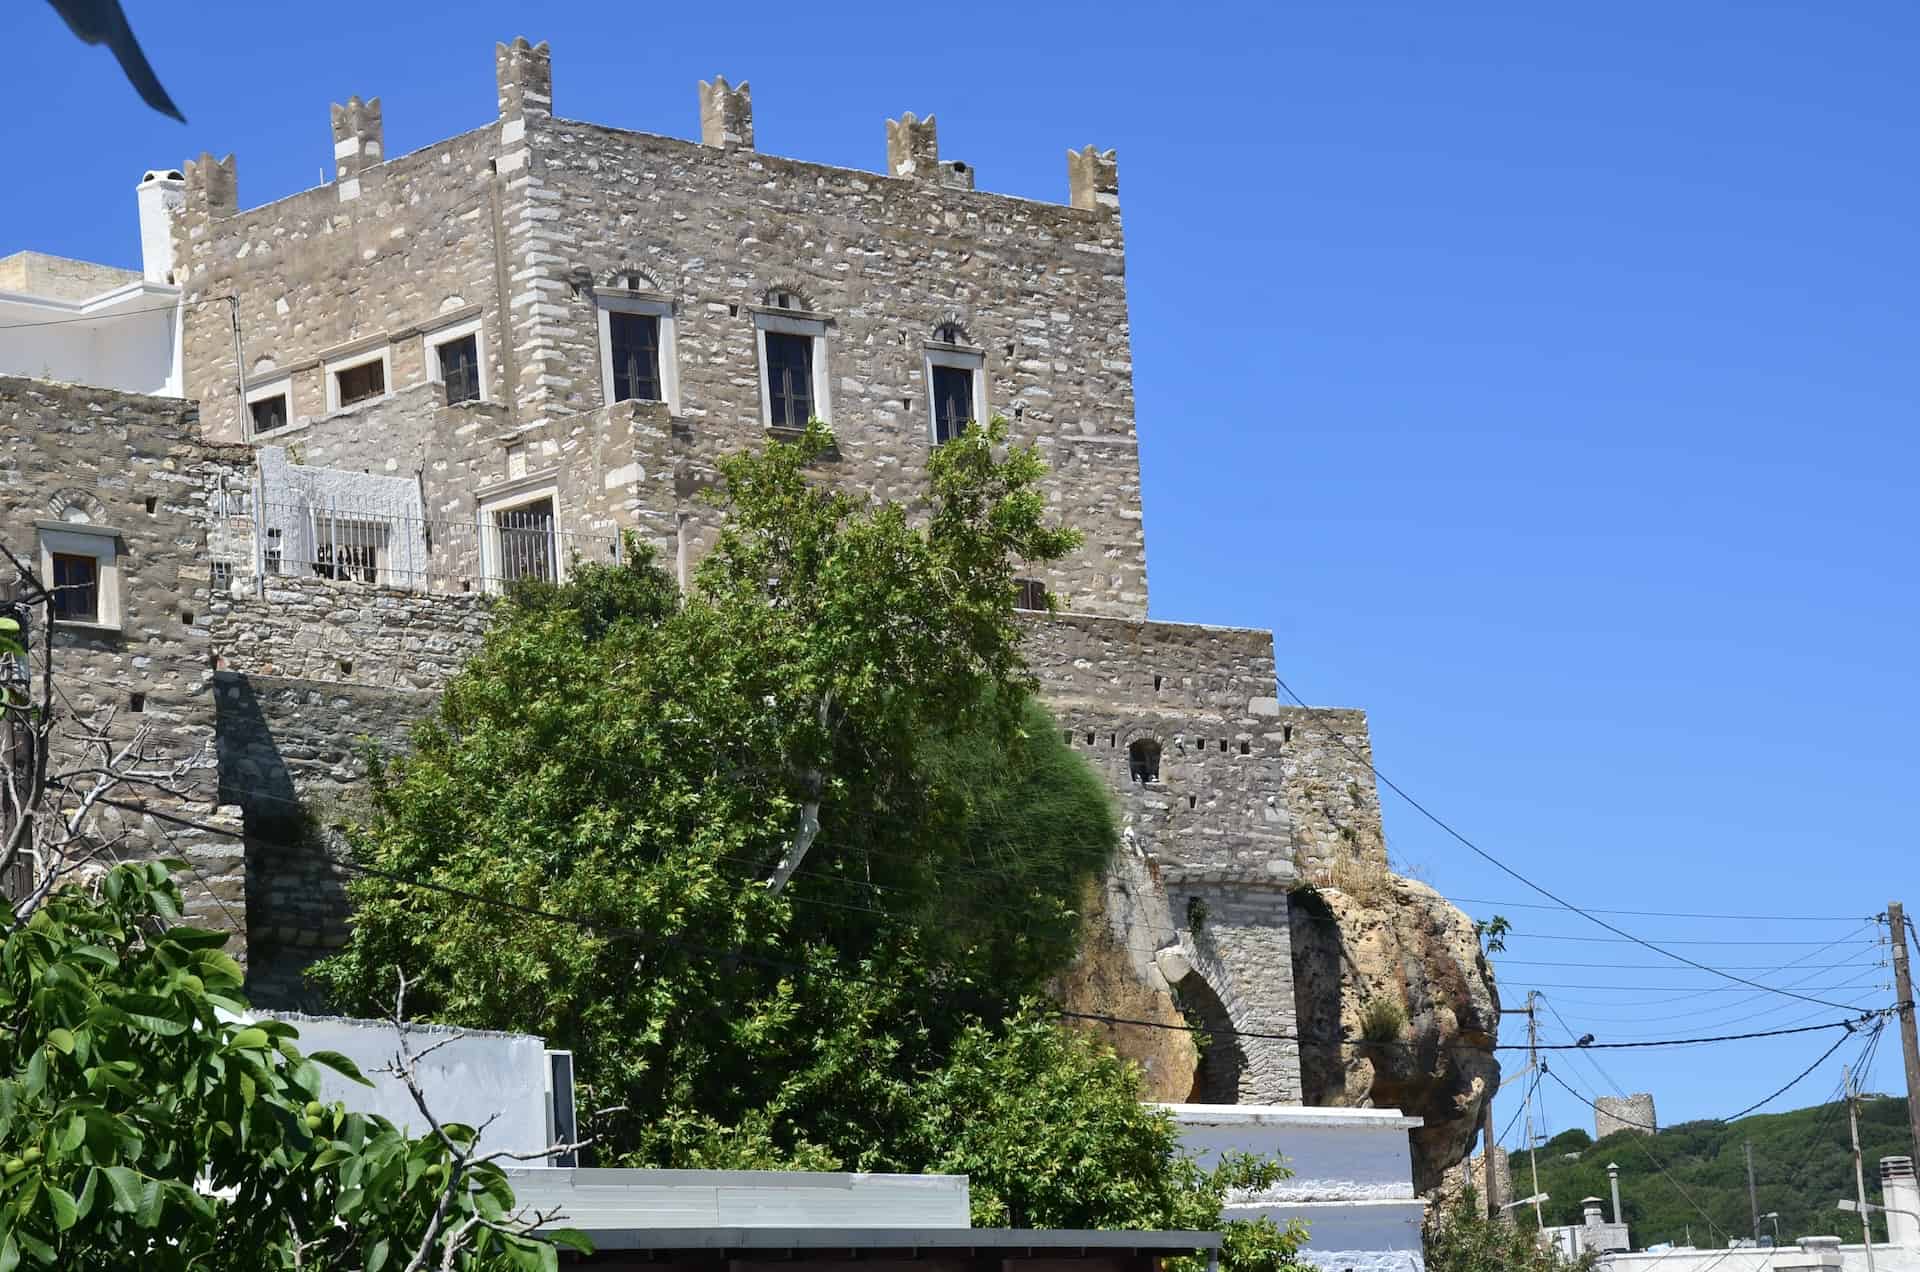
438,335,481,404
249,393,288,433
51,552,99,623
608,312,662,403
765,332,815,430
335,359,386,407
932,364,975,445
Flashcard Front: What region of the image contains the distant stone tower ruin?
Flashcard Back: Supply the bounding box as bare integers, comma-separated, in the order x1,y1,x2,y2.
1594,1093,1657,1139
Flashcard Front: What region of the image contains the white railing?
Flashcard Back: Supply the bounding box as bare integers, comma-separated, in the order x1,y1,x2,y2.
252,501,619,594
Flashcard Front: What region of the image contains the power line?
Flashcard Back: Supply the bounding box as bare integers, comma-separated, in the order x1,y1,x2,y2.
1450,896,1870,923
87,793,1893,1059
1274,676,1873,1011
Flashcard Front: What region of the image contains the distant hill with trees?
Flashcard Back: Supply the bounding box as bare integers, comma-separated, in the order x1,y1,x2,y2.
1517,1094,1911,1249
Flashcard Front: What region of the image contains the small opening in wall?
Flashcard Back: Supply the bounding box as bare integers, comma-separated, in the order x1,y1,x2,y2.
181,610,194,625
952,161,967,173
1219,739,1228,753
1153,674,1162,691
728,303,739,317
1188,795,1197,809
339,658,354,676
144,495,158,514
1085,731,1095,746
1239,740,1250,755
129,692,146,713
1064,730,1072,745
1109,732,1116,748
1195,737,1205,750
1128,738,1161,784
211,561,233,590
1283,724,1293,743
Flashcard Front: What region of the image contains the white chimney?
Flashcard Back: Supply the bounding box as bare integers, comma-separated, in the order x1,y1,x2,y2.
136,169,186,284
1883,1156,1920,1249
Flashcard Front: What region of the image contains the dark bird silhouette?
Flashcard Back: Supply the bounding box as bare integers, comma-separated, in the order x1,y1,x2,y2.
45,0,184,122
1576,1033,1596,1047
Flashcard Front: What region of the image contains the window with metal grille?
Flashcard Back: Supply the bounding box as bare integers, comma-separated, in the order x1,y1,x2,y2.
310,518,387,584
932,364,973,445
494,498,557,585
249,393,288,433
335,359,385,407
438,335,481,404
1013,577,1049,611
265,528,284,574
608,312,662,402
765,332,814,430
51,553,99,623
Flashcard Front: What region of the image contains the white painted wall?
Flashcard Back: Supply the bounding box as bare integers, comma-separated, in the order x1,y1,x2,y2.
1600,1241,1920,1272
0,281,182,396
1166,1103,1427,1271
502,1168,972,1230
256,1012,556,1157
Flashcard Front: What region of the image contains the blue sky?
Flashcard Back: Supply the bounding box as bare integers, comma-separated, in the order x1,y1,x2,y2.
4,1,1916,1153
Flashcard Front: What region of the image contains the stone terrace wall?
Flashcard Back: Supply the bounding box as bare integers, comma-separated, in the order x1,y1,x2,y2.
214,574,488,689
0,376,251,946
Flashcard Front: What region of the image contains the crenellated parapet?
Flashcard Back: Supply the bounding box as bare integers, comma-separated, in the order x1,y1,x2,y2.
495,36,552,121
329,96,383,199
699,75,754,150
1068,145,1120,212
886,111,940,179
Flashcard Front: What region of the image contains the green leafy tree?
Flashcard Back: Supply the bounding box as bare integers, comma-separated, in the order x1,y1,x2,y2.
1424,1192,1596,1272
312,422,1309,1267
311,420,1097,1158
0,860,586,1270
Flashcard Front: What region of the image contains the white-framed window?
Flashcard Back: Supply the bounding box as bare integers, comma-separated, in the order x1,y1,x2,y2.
424,316,488,405
596,293,679,413
753,308,831,431
36,520,123,631
246,375,294,436
478,481,561,592
324,346,392,413
307,512,391,584
925,336,986,446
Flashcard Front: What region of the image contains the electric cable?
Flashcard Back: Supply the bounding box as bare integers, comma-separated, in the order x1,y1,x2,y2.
1273,676,1873,1012
0,294,236,330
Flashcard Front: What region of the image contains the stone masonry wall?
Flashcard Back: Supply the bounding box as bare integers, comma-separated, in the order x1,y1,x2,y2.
1594,1093,1657,1139
172,39,1145,619
0,376,251,948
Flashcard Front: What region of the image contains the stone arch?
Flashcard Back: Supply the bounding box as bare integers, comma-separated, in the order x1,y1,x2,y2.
606,264,666,294
1128,736,1162,783
761,281,817,312
46,488,108,524
931,317,975,347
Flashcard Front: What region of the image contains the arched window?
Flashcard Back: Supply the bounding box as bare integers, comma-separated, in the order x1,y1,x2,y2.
1128,738,1162,784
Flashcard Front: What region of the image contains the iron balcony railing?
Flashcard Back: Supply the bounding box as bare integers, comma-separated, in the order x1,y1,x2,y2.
250,501,620,594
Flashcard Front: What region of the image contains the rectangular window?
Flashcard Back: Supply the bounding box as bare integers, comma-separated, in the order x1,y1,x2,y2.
51,552,99,623
249,393,288,434
608,313,662,403
494,497,557,585
335,359,386,407
438,335,481,404
1014,577,1049,611
765,332,815,430
265,528,284,575
931,365,975,445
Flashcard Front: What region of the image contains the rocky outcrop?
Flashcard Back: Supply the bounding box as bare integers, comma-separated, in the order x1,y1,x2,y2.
1057,882,1200,1102
1289,871,1500,1192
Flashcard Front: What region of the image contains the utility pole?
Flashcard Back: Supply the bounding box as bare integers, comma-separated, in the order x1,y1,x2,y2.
1745,1140,1760,1242
1889,902,1920,1159
1524,991,1545,1232
1481,1091,1503,1216
1848,1064,1879,1272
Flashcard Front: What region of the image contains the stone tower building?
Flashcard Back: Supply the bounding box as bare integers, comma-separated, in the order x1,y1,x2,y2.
7,38,1422,1113
1594,1093,1658,1139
